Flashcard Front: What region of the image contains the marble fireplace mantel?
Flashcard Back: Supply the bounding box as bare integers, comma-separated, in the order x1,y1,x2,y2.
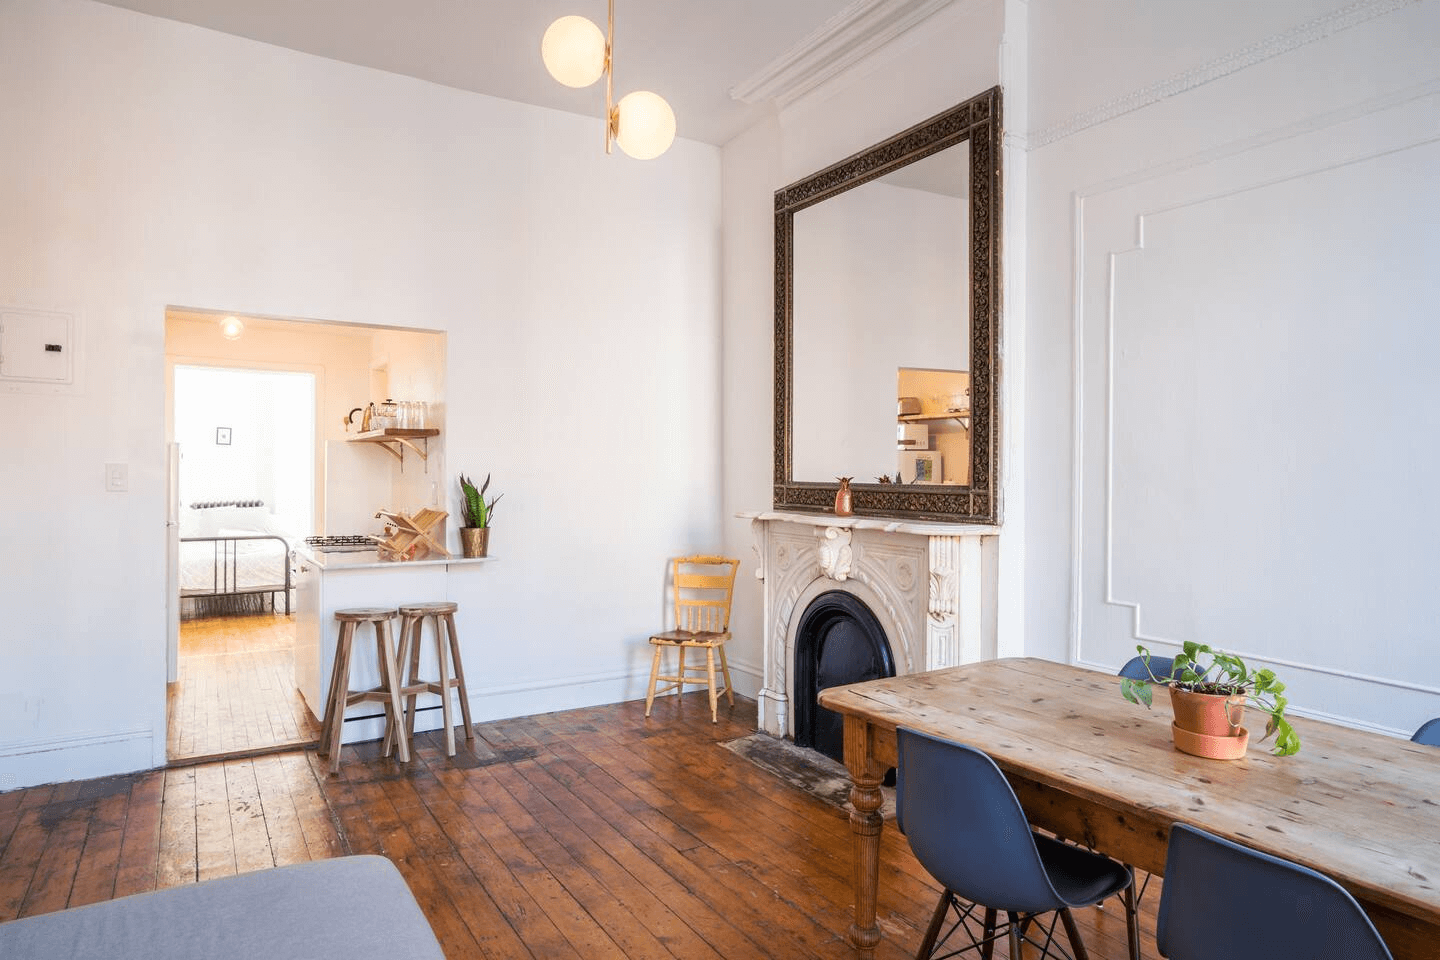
739,510,999,738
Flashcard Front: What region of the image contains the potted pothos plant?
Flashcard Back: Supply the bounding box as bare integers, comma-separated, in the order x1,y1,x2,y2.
1120,641,1300,758
458,472,501,558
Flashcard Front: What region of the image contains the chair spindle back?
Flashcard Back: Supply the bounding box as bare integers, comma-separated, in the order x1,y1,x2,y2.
672,555,739,634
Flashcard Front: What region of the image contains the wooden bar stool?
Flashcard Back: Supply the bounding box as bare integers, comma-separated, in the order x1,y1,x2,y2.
318,606,408,774
384,601,474,757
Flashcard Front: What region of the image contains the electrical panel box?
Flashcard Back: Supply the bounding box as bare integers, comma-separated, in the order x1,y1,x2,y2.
0,309,74,384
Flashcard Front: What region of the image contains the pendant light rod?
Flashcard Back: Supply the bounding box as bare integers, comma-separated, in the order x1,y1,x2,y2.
604,0,615,154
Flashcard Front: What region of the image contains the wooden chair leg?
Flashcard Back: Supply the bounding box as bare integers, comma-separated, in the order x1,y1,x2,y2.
644,644,663,717
1006,912,1023,960
378,619,409,763
979,907,997,960
705,647,719,723
404,614,424,745
915,890,950,959
444,613,474,742
374,621,398,759
318,621,350,757
717,643,736,706
1122,883,1140,960
384,614,416,757
1058,907,1091,960
434,615,456,757
326,625,356,775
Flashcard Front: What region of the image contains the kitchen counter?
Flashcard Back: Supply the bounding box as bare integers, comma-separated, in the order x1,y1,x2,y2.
296,545,496,571
294,547,494,746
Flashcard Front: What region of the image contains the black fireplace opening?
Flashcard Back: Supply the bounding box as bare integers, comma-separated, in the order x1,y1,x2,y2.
793,590,895,766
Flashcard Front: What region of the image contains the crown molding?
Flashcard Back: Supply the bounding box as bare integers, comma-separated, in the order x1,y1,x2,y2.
729,0,955,109
1028,0,1420,150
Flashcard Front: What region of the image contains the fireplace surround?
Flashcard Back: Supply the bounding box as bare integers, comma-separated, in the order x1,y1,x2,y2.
741,510,998,739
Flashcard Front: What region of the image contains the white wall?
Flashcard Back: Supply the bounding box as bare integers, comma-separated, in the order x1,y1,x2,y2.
720,0,1007,691
0,0,721,789
1023,0,1440,734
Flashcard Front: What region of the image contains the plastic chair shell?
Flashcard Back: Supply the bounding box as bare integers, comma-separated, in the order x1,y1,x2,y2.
898,728,1107,915
1411,718,1440,746
1156,823,1393,960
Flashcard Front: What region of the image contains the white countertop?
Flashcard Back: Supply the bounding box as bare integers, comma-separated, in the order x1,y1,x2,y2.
296,546,496,571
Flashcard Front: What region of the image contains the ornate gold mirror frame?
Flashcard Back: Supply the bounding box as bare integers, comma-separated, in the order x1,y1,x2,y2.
774,86,1002,523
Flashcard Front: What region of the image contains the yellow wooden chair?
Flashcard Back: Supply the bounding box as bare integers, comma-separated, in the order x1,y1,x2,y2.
644,555,740,723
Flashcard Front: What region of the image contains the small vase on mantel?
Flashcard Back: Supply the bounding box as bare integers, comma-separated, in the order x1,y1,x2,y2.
834,477,854,516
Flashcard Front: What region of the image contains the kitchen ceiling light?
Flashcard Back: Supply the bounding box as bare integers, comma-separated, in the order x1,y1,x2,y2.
541,0,675,160
219,315,245,340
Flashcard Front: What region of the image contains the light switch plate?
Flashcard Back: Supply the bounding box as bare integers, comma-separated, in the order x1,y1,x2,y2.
105,462,128,492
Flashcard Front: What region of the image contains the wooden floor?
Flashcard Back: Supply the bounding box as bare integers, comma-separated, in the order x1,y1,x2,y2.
2,695,1160,959
167,612,321,763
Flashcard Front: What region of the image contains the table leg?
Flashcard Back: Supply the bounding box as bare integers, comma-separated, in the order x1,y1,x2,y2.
843,714,885,957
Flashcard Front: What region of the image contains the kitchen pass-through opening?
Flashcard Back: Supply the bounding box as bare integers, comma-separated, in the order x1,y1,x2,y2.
163,307,446,764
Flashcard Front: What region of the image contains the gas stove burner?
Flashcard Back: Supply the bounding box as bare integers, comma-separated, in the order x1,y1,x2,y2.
304,534,377,553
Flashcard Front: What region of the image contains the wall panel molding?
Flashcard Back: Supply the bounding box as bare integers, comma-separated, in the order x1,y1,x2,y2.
1068,88,1440,714
1029,0,1420,150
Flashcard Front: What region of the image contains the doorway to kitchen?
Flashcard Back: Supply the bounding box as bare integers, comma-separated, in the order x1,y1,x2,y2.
164,307,448,764
168,362,318,762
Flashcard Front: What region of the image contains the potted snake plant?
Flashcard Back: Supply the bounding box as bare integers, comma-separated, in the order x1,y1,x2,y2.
1120,641,1300,758
458,472,501,558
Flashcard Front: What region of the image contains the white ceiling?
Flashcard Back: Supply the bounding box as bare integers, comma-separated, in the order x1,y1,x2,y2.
93,0,870,146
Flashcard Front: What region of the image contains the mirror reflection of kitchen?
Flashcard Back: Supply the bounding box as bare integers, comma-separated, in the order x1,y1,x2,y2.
896,367,970,485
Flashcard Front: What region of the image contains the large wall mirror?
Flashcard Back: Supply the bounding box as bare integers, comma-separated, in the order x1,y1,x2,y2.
774,86,1001,523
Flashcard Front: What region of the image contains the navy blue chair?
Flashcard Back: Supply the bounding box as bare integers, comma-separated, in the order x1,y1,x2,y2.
1157,823,1393,960
1118,654,1180,681
896,727,1140,960
1412,718,1440,746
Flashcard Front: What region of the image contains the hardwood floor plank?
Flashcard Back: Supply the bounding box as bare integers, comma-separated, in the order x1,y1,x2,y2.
408,752,574,960
224,760,275,875
193,763,236,882
66,823,122,908
325,754,487,959
157,767,198,888
9,696,1161,960
0,808,48,922
282,752,345,861
17,802,87,917
113,770,164,898
249,755,311,867
511,709,911,960
485,723,785,959
459,747,698,960
168,613,320,764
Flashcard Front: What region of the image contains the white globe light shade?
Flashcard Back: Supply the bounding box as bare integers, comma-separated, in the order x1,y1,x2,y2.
219,316,244,340
541,16,606,88
614,90,675,160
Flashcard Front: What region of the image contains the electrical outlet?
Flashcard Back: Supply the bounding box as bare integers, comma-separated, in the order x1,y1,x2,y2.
105,462,128,492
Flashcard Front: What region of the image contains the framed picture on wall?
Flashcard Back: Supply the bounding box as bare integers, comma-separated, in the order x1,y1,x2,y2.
898,450,941,484
215,427,232,445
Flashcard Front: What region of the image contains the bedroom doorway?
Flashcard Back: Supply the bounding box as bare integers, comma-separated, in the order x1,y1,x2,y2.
167,363,319,763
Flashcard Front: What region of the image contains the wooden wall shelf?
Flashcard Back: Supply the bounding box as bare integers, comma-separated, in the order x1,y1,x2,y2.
897,411,970,423
347,428,440,469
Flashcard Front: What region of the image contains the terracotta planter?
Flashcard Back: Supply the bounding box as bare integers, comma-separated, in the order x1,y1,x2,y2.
1169,686,1248,759
459,526,489,558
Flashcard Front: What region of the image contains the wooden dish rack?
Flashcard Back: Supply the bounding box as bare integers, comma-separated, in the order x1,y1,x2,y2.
372,508,450,561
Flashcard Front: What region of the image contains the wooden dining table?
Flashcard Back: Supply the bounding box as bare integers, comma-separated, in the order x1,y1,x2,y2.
816,657,1440,959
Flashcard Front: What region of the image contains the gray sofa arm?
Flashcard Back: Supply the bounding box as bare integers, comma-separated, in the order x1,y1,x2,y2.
0,855,445,960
